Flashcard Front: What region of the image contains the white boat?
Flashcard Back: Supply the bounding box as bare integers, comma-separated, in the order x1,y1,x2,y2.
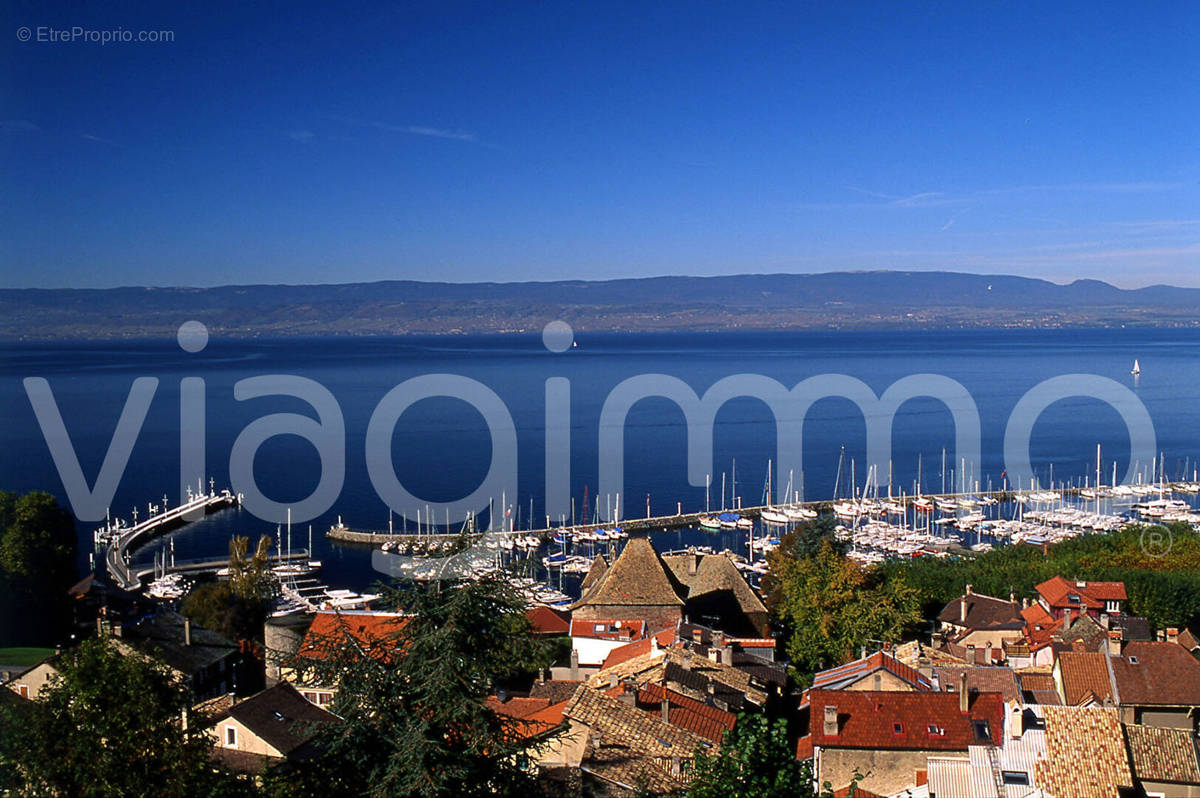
1131,359,1141,376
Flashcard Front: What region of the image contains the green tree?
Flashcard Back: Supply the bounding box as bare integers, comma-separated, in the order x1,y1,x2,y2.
0,491,78,646
766,538,921,678
279,574,557,798
0,636,238,797
687,713,810,798
182,535,276,642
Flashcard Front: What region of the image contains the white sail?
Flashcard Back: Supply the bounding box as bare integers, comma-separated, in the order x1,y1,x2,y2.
1131,359,1141,375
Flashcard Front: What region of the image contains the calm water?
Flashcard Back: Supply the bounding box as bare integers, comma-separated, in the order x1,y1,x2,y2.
3,328,1199,591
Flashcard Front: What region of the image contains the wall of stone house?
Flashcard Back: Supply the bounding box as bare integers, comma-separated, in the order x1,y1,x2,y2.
208,717,283,759
5,662,58,701
844,670,920,692
1139,779,1200,798
957,629,1023,650
572,604,682,631
819,748,946,797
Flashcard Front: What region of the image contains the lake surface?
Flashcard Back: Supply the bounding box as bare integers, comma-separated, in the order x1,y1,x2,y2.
3,327,1199,591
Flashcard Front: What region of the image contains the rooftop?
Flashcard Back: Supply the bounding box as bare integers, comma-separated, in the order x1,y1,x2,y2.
1036,576,1127,609
1034,706,1132,798
1124,724,1200,785
807,689,1005,751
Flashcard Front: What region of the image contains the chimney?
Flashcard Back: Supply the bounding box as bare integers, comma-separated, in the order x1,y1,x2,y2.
984,641,992,664
708,648,720,664
823,704,839,736
966,583,973,595
569,648,579,680
1062,611,1072,632
682,655,692,671
661,693,669,724
1010,705,1023,739
958,672,969,713
97,617,104,637
713,631,725,649
706,681,715,697
650,636,660,654
184,617,192,647
1022,597,1029,610
860,645,868,660
692,628,703,644
1166,627,1180,644
1107,630,1123,657
609,674,620,689
960,598,969,625
1099,614,1110,630
688,556,698,576
618,686,636,707
966,644,976,664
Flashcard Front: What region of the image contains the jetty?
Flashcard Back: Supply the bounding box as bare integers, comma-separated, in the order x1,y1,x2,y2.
103,485,241,590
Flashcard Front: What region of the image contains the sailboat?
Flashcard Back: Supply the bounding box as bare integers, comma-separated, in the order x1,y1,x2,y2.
1131,359,1141,376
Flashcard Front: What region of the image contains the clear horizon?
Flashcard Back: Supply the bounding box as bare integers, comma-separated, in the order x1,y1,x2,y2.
2,2,1197,290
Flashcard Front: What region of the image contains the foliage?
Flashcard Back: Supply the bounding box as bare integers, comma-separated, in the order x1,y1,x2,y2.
0,491,77,646
687,713,810,798
878,522,1200,630
278,574,558,798
765,528,922,680
0,636,237,797
182,535,276,642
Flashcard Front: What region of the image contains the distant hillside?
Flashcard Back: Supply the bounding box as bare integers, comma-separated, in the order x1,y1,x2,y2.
3,271,1199,340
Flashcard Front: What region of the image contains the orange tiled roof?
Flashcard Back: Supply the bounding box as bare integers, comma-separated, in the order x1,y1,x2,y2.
1035,707,1132,798
1056,651,1114,706
1036,576,1126,610
526,606,570,636
298,611,408,662
600,628,675,670
632,682,736,743
808,689,1005,751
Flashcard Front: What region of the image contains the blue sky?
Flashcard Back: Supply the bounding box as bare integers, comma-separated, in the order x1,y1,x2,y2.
2,1,1197,288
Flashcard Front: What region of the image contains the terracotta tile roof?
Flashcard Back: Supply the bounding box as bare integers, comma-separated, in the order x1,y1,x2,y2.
1056,651,1114,705
1178,628,1200,652
1017,671,1056,694
297,610,408,662
486,696,553,719
807,689,1005,751
832,787,884,798
1028,690,1062,706
1036,576,1126,610
1021,603,1057,649
601,629,676,670
630,682,737,744
571,538,685,609
529,680,584,703
795,734,813,760
937,591,1023,630
486,695,567,739
932,667,1021,704
1111,641,1200,706
526,606,570,636
1124,724,1200,784
563,684,714,793
569,618,648,642
590,646,767,709
813,651,932,692
1035,706,1132,798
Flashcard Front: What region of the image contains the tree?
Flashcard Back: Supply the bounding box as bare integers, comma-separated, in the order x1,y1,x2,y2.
0,491,78,646
182,535,276,642
0,636,238,797
280,574,558,798
766,538,921,678
687,713,809,798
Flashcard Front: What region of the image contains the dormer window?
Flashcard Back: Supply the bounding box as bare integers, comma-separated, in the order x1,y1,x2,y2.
973,720,991,740
893,723,904,734
1068,593,1081,604
1128,656,1139,665
928,724,944,735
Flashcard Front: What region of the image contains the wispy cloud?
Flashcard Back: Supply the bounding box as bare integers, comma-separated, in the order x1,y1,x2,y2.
938,218,955,232
287,130,315,142
1112,219,1200,233
322,115,495,148
1,119,39,134
81,133,117,145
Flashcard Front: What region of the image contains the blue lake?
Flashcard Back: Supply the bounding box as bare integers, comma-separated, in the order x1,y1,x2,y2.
3,327,1199,591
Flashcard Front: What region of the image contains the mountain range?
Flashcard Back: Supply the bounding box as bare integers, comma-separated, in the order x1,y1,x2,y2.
3,271,1198,340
